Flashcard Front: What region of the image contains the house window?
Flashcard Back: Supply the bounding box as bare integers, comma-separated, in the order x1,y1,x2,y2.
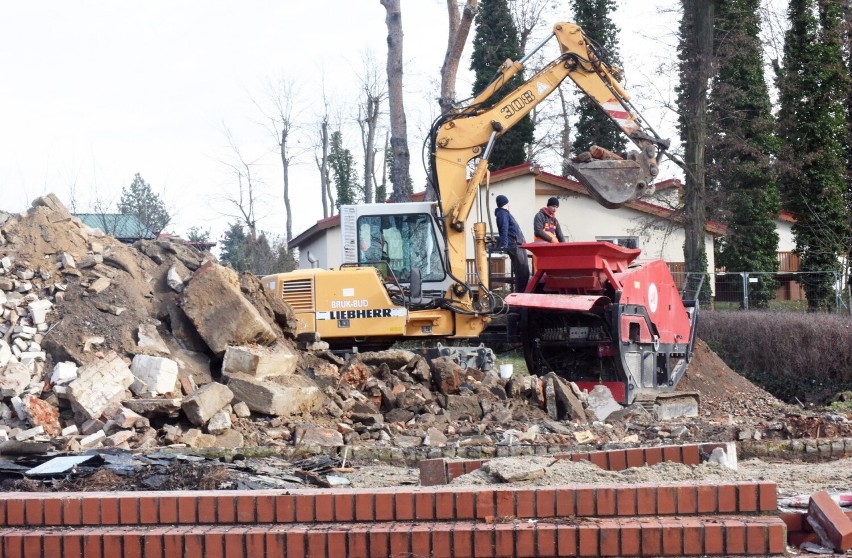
357,214,445,282
596,236,639,249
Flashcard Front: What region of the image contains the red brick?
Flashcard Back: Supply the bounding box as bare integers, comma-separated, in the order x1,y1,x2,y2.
22,530,42,558
0,498,6,526
717,483,738,513
348,527,370,558
463,460,484,473
768,520,787,554
746,522,767,554
184,532,205,558
677,485,698,514
23,499,43,526
660,519,683,556
431,524,453,558
536,523,558,557
759,481,778,511
704,522,724,555
369,525,390,557
42,533,63,557
164,529,185,558
84,532,104,558
295,493,315,522
102,497,121,526
314,493,334,522
475,489,495,519
395,492,415,521
306,528,327,558
495,488,515,518
738,482,758,512
596,487,616,516
572,452,590,462
390,524,411,557
286,527,307,558
724,519,746,554
557,525,578,556
256,494,275,523
682,444,701,465
453,525,474,558
608,449,628,471
419,458,448,486
780,512,804,532
473,524,493,557
644,447,663,465
236,495,256,523
619,521,641,556
636,485,657,515
697,484,717,513
334,493,355,522
578,524,599,556
589,451,608,470
119,497,138,524
681,518,703,555
808,490,852,550
266,532,286,558
415,492,435,520
81,497,100,525
598,520,620,556
656,486,677,515
123,530,145,558
159,495,178,524
576,487,596,516
327,529,347,557
275,494,295,523
177,495,197,524
515,524,535,558
197,495,218,523
435,491,454,520
555,487,575,517
455,491,475,520
374,492,394,521
204,529,226,558
63,532,84,558
616,486,637,516
410,525,431,557
662,444,682,464
535,488,556,518
516,489,535,518
143,528,165,558
138,495,162,524
494,524,515,558
640,520,663,556
625,448,645,468
447,462,465,481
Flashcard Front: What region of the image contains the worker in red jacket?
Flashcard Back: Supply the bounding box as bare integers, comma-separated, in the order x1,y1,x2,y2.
534,197,566,243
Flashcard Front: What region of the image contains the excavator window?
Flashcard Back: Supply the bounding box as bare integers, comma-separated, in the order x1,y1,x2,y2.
356,214,445,283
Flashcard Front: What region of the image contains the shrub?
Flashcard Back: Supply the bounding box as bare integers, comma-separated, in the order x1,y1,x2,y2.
697,310,852,402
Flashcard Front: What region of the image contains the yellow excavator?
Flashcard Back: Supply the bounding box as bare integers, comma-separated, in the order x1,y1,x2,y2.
265,22,700,408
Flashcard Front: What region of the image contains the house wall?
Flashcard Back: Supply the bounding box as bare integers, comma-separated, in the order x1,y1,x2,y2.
776,219,795,252
298,227,341,269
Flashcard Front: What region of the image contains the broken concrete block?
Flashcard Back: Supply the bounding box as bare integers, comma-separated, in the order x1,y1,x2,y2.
206,409,232,435
22,395,61,436
0,340,10,367
222,344,298,380
543,372,587,422
61,425,79,437
232,401,251,418
122,398,182,416
105,430,134,447
59,252,76,269
67,352,135,421
50,361,78,385
293,425,343,447
14,425,44,441
423,427,447,448
431,357,462,395
103,404,143,429
181,382,233,426
81,418,105,435
87,276,111,294
183,429,217,448
136,324,170,355
0,361,33,397
27,299,52,325
167,265,185,293
130,355,178,395
181,262,276,355
224,372,323,417
10,396,26,420
215,429,244,449
80,430,106,448
445,394,484,421
586,384,622,421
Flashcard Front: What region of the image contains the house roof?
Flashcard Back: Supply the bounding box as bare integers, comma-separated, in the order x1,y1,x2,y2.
289,213,341,250
75,213,156,240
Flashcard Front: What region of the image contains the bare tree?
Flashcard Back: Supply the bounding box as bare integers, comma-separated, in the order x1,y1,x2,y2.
438,0,478,115
217,128,266,242
380,0,412,202
355,52,387,204
315,114,333,217
509,0,556,52
255,77,305,244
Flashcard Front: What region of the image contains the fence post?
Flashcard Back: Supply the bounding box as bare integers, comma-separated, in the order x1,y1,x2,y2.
741,272,749,310
835,271,842,313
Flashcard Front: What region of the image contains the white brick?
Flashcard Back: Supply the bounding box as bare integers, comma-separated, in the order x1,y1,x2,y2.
130,355,179,395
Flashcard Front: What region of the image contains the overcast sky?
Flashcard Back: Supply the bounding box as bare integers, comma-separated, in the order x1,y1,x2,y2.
1,1,693,246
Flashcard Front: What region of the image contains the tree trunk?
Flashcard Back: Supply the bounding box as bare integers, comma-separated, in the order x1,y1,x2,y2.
361,97,380,203
381,0,411,202
439,0,477,115
318,118,330,218
680,0,715,275
279,130,293,243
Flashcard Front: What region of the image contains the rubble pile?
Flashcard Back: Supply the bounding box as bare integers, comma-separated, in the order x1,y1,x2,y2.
1,194,850,462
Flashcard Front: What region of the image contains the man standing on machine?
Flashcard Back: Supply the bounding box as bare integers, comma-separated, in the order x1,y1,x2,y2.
534,197,566,243
494,195,530,293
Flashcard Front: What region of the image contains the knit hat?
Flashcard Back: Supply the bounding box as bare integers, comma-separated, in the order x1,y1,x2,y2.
547,196,560,207
496,194,509,207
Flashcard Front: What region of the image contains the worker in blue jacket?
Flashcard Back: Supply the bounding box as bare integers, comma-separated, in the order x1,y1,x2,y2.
494,195,530,292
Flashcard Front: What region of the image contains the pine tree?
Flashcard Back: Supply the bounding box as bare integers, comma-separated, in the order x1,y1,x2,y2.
219,222,249,271
707,0,781,308
118,173,170,235
470,0,533,169
328,131,359,209
569,0,626,154
777,0,850,310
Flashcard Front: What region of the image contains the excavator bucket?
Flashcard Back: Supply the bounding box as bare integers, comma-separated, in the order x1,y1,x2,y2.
566,159,652,209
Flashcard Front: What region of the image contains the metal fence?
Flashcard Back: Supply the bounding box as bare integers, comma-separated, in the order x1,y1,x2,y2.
672,271,849,313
